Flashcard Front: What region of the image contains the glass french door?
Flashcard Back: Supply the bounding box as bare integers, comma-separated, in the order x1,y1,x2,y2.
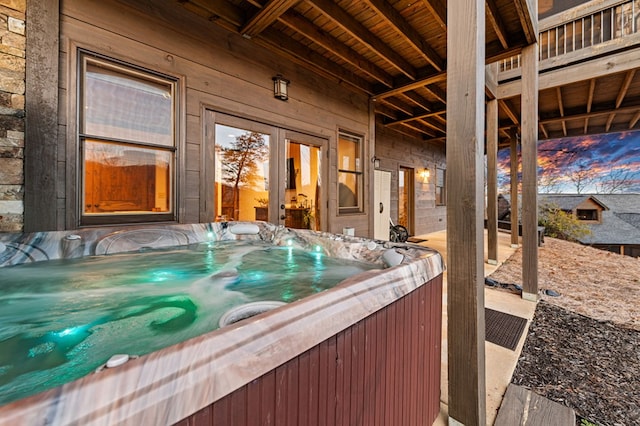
213,122,271,223
206,111,325,230
282,132,324,230
398,166,414,234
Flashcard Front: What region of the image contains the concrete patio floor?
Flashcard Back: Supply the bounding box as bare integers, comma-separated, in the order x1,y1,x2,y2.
413,230,538,425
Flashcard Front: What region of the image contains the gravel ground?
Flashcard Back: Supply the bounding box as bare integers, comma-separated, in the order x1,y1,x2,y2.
488,238,640,425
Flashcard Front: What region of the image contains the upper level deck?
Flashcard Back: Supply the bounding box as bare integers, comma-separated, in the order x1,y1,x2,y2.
500,0,640,77
496,0,640,140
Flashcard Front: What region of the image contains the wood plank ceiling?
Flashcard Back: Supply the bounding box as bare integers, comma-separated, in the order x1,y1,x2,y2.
500,66,640,141
173,0,534,142
172,0,640,144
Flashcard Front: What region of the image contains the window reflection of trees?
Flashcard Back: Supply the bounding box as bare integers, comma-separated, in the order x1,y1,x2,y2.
220,131,269,220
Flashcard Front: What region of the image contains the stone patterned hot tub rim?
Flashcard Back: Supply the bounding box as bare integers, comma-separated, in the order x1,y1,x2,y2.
0,222,444,426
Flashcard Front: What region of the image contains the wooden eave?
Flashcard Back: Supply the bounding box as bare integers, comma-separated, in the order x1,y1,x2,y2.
173,0,533,142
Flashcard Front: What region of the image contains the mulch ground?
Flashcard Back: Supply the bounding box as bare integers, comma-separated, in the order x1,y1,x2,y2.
511,302,640,426
488,238,640,425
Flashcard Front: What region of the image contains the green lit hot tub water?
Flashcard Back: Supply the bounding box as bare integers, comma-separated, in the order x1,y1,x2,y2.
0,240,380,405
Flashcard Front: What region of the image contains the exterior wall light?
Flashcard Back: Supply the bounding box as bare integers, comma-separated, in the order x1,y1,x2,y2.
371,156,380,169
420,168,431,183
272,75,289,100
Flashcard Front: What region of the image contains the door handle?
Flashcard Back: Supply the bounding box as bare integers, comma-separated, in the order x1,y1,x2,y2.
280,214,286,220
379,202,384,213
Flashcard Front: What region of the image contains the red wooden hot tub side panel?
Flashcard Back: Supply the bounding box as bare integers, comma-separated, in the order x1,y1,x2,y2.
175,275,443,426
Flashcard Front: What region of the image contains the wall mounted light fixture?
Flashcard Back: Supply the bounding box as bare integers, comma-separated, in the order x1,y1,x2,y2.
272,75,290,101
419,168,431,183
371,156,380,169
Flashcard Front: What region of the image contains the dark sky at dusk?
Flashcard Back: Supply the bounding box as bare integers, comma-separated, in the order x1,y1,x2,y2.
497,130,640,193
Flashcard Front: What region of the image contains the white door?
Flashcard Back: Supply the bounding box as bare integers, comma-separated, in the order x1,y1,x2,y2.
374,170,391,240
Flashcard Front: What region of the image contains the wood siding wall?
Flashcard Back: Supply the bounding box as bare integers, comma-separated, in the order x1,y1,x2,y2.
375,124,447,235
50,0,379,235
175,275,443,426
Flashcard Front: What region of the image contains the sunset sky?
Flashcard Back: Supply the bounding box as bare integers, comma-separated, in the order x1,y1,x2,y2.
497,130,640,193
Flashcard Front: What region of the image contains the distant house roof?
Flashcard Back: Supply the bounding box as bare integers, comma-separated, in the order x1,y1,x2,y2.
617,213,640,229
538,194,609,211
500,193,640,245
588,194,640,213
582,211,640,245
538,193,640,245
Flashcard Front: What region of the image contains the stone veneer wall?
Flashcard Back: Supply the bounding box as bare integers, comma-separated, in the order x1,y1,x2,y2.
0,0,25,232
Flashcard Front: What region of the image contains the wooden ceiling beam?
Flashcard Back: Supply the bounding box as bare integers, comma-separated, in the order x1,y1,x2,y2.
420,0,446,31
241,0,298,37
584,78,595,134
604,70,635,132
423,84,446,103
630,111,640,129
556,87,567,136
381,97,414,115
397,120,438,137
376,49,518,103
385,108,446,126
418,117,446,133
374,104,399,120
539,122,548,139
425,136,446,144
372,71,446,100
306,0,416,79
605,113,615,132
432,114,446,125
513,0,538,44
257,27,375,94
400,91,434,111
543,124,639,139
540,104,640,125
499,99,519,125
486,0,509,50
363,0,444,71
616,69,635,108
279,11,393,87
385,122,426,139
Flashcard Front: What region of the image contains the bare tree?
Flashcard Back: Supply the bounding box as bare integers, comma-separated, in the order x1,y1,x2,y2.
538,171,563,193
568,160,598,194
220,132,269,219
595,166,640,194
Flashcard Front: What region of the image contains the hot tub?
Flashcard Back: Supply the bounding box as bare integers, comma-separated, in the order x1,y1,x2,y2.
0,222,443,426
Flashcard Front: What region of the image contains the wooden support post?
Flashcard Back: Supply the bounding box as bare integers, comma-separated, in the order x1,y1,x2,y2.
486,71,499,265
25,0,60,231
446,0,486,424
509,133,519,247
521,39,539,301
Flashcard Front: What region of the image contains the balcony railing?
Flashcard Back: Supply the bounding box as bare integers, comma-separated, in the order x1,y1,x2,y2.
500,0,639,73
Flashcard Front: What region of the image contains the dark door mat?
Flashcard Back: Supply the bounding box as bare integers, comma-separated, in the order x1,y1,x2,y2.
485,308,527,351
406,237,428,243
